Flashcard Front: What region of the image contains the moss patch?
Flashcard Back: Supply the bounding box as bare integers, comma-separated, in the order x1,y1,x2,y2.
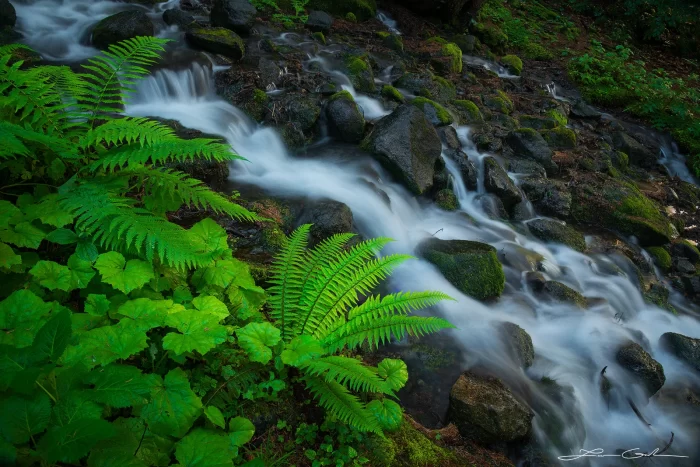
411,97,453,126
483,90,514,114
386,420,458,466
382,85,405,103
546,109,568,126
345,12,357,22
312,31,326,44
329,89,354,102
435,189,458,211
454,100,484,123
541,126,576,149
344,54,375,92
501,54,523,75
440,43,463,74
648,247,672,271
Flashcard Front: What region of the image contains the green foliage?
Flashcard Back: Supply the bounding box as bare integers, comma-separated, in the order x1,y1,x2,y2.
270,0,310,27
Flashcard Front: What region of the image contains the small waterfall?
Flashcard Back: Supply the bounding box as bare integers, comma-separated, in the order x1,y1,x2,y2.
377,11,400,35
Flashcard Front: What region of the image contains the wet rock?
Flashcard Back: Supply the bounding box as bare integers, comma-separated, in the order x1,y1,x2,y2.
477,194,508,220
472,128,503,153
258,57,281,88
682,275,700,299
525,271,546,291
326,91,365,143
163,8,199,30
435,189,458,211
616,341,666,396
527,219,586,252
519,115,558,130
671,240,700,264
449,372,533,444
411,97,453,126
448,149,478,191
570,100,601,119
362,105,441,195
306,0,376,21
91,11,154,49
306,10,333,32
211,0,257,35
454,100,484,124
453,34,476,53
297,200,353,245
520,178,571,219
506,128,557,176
285,94,321,132
500,245,544,273
377,32,403,52
674,258,696,275
393,72,454,103
507,159,546,179
511,201,534,222
483,157,522,211
612,131,657,169
499,322,535,368
660,332,700,372
0,0,16,27
185,27,245,59
540,281,587,308
418,238,505,301
437,126,460,151
345,54,375,93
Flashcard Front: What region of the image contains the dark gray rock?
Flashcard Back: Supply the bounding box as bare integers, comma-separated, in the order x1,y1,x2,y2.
477,194,508,220
506,129,557,175
660,332,700,372
362,105,442,195
0,0,16,28
525,271,546,292
682,275,700,300
520,178,572,219
570,100,601,119
258,57,281,87
499,322,535,368
612,131,657,168
92,11,154,49
453,34,476,53
527,219,586,252
674,258,696,275
211,0,257,35
507,159,546,179
326,92,365,143
185,27,245,59
285,95,321,132
447,149,477,191
671,241,700,264
437,126,461,151
298,200,353,245
483,157,522,210
306,10,333,32
163,8,199,29
616,341,666,396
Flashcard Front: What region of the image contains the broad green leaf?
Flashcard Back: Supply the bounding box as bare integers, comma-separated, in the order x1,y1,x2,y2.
76,239,99,262
191,258,248,290
31,308,72,362
141,368,203,438
30,260,73,291
228,416,255,447
0,201,21,229
377,358,408,391
88,450,148,467
9,250,39,273
85,365,156,408
162,310,228,356
0,394,51,444
90,418,171,467
0,242,21,269
228,284,266,320
204,406,226,429
191,295,229,320
48,158,66,181
46,228,79,245
62,320,148,368
367,399,403,431
0,438,16,465
38,418,115,463
189,218,229,256
85,294,110,316
0,222,46,249
50,391,103,427
0,344,35,391
280,335,324,367
150,265,187,293
117,298,183,331
23,194,73,227
67,254,96,289
71,313,109,337
174,286,194,304
236,322,281,364
175,428,234,467
0,289,53,347
95,252,155,294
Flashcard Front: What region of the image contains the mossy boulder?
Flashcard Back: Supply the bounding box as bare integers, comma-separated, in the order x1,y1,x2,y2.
453,34,476,53
519,115,558,130
483,156,522,211
506,128,557,175
483,93,513,115
546,109,568,126
382,419,459,466
311,31,326,44
411,97,453,126
449,372,533,443
418,238,505,301
501,54,522,75
344,54,375,92
382,85,405,103
435,189,458,211
92,11,154,49
185,27,245,59
307,0,376,21
659,332,700,372
541,281,587,308
377,32,403,52
394,72,454,104
648,247,671,271
520,178,571,219
431,43,462,75
473,23,507,54
610,151,629,171
541,126,576,149
499,322,535,368
211,0,257,35
326,91,365,143
616,341,666,397
527,219,586,252
454,100,483,124
612,131,657,168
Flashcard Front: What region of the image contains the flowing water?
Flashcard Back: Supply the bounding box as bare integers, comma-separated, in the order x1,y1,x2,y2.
11,2,700,464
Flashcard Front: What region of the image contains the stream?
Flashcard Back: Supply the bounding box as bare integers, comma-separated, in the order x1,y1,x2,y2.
10,1,700,464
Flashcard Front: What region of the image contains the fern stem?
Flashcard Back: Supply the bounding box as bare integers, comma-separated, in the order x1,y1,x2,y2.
35,381,57,403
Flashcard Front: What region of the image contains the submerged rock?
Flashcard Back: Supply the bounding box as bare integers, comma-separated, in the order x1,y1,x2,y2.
660,332,700,372
418,238,505,301
211,0,257,35
92,11,154,49
506,129,557,175
185,27,245,59
527,219,586,252
499,322,535,368
540,281,587,308
616,341,665,396
449,372,533,444
483,157,522,211
326,91,365,143
362,105,441,195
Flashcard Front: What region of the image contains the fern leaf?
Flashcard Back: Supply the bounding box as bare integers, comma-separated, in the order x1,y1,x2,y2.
80,117,178,149
0,120,74,159
302,356,394,395
298,233,355,300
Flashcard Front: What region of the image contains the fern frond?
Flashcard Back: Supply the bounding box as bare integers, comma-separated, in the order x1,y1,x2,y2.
298,233,356,299
268,224,312,340
0,44,32,57
80,117,178,149
302,356,393,395
304,376,382,434
0,120,75,159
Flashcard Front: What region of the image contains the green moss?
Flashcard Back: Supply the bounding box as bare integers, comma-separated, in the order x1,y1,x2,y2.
329,90,354,102
474,22,507,54
312,31,326,44
376,31,390,39
387,420,458,466
432,75,456,102
344,54,375,92
186,27,245,59
381,85,404,103
501,54,523,75
378,33,403,52
611,151,629,170
440,43,463,74
514,127,538,137
253,88,268,104
483,90,513,115
523,42,554,60
648,247,672,271
307,0,377,21
345,12,357,22
541,126,576,149
244,88,269,121
427,36,448,45
411,97,453,125
454,100,483,123
546,109,568,126
435,189,458,211
365,434,397,466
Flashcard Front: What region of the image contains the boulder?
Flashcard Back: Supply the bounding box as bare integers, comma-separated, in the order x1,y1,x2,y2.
211,0,257,35
499,322,535,368
507,159,546,179
418,238,505,301
612,131,657,168
411,97,453,126
449,372,533,444
483,157,522,211
362,105,441,195
520,178,571,219
674,258,696,275
326,91,365,143
527,219,586,252
91,11,154,49
435,189,458,211
453,34,476,53
570,100,601,119
541,127,576,149
0,0,16,28
163,8,199,30
540,281,587,308
448,149,478,191
506,129,557,175
660,332,700,372
185,27,245,59
298,200,353,245
285,95,321,132
306,10,333,32
519,115,558,130
616,341,666,396
437,126,460,151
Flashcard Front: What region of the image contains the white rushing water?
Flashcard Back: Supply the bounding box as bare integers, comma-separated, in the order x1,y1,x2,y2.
12,1,700,463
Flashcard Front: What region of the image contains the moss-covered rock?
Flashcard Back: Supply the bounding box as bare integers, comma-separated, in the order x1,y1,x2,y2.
610,151,629,171
311,31,326,44
344,53,375,92
307,0,376,21
382,85,405,103
527,219,586,252
185,27,245,59
541,281,587,308
483,156,522,210
671,239,700,264
506,128,557,175
411,97,453,126
418,238,505,300
394,72,454,104
501,54,522,75
616,341,666,397
541,126,576,149
453,100,483,124
659,332,700,372
377,31,403,51
648,247,672,271
384,419,458,466
473,23,507,54
482,90,513,115
546,109,568,126
435,189,458,211
520,178,571,219
432,42,462,75
519,115,557,130
326,90,365,143
499,322,535,368
345,12,357,22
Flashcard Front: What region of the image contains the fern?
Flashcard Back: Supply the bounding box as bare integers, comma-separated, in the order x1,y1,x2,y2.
304,377,382,434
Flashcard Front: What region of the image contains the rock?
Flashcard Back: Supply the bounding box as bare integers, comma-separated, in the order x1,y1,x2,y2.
326,91,365,143
449,372,533,444
435,189,458,211
682,275,700,299
211,0,257,35
393,72,454,104
525,271,546,291
345,54,375,93
541,127,576,149
570,100,601,119
437,126,460,151
660,333,700,372
616,341,666,396
540,281,587,308
453,100,483,124
418,238,505,301
163,8,199,29
298,200,353,245
306,0,377,21
185,27,245,59
506,129,557,176
507,159,546,179
477,194,508,220
453,34,476,53
306,10,333,32
483,93,513,115
411,97,453,126
527,219,586,252
91,11,154,49
381,85,404,103
674,258,696,275
448,149,478,191
520,178,571,219
362,105,441,195
285,94,321,132
671,240,700,264
612,132,657,168
258,57,281,87
500,54,522,76
377,32,403,52
519,116,558,130
499,322,535,368
0,0,16,28
483,157,522,211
